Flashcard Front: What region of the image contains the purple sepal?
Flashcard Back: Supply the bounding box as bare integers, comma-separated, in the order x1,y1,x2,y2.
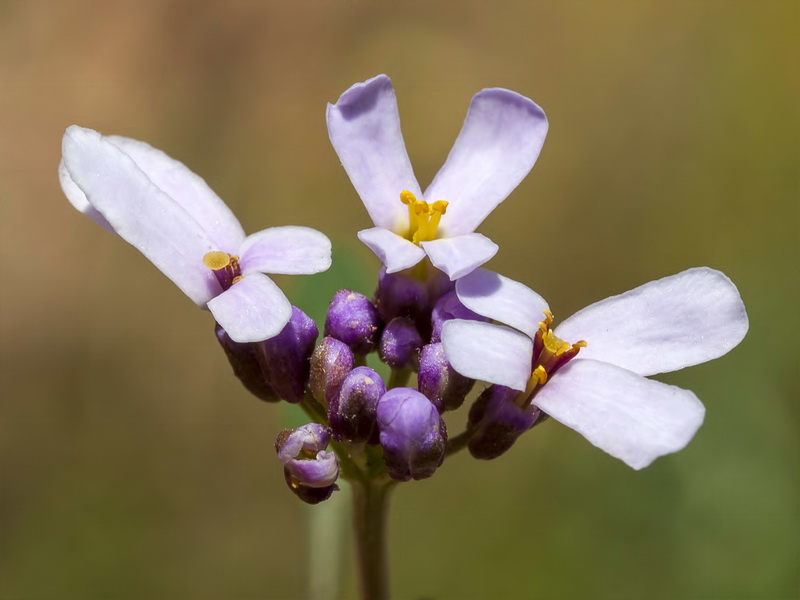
377,388,447,481
379,317,423,369
430,291,488,343
324,289,382,355
275,423,331,463
285,450,339,488
374,267,454,340
260,306,319,403
215,324,279,403
310,337,355,406
328,366,386,443
276,424,339,504
466,385,546,460
283,468,339,505
418,343,475,412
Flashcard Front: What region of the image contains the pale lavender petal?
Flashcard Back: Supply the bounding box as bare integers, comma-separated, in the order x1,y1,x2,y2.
425,89,548,237
420,233,498,281
239,226,332,275
207,273,293,343
554,268,749,377
62,125,220,306
455,268,549,337
533,359,705,470
357,227,426,273
107,135,246,253
441,320,532,391
59,159,115,232
327,74,421,232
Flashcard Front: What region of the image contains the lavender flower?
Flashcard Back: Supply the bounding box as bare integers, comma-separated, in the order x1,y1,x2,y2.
60,126,332,343
327,74,548,280
442,267,749,469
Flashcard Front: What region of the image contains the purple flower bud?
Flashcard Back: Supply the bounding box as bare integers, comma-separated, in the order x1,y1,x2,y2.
430,291,488,344
377,388,447,481
276,424,339,505
309,337,355,406
260,306,319,403
374,268,429,323
215,324,279,403
418,343,475,412
328,366,386,443
324,289,381,355
466,385,546,460
378,317,423,369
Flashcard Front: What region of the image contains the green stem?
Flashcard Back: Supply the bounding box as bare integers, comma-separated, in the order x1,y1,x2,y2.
445,428,473,457
387,368,411,390
351,479,394,600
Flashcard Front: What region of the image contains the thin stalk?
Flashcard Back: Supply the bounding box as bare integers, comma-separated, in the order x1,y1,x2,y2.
351,479,394,600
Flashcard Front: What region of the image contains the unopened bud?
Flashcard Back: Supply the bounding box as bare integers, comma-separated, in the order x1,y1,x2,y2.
328,366,385,443
260,306,319,403
309,337,355,406
276,423,339,505
324,289,381,355
430,291,488,343
418,343,474,412
377,388,447,481
215,324,279,403
378,317,422,369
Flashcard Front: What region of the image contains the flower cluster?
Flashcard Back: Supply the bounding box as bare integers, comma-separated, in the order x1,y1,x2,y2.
60,74,748,504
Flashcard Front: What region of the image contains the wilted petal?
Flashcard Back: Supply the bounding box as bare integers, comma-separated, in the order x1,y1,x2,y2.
421,233,498,281
59,159,115,232
107,135,246,253
441,320,532,391
239,226,332,275
425,89,548,237
358,227,426,273
207,272,293,343
554,268,749,377
327,74,421,232
533,359,705,470
456,268,549,337
62,125,220,305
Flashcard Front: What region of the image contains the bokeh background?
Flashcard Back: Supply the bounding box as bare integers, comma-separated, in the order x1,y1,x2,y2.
1,1,797,599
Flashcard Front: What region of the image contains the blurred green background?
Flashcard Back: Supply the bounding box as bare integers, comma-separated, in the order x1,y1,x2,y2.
1,1,797,598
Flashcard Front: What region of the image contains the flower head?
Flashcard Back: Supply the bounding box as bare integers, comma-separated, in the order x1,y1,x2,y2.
327,74,548,280
60,126,332,343
442,267,749,469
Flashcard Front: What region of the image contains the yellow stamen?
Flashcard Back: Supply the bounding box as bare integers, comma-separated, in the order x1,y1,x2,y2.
398,191,448,245
533,365,548,384
400,191,419,236
203,251,231,270
231,275,244,285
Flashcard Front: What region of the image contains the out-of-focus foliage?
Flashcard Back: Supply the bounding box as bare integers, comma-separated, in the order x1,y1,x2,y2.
1,1,797,598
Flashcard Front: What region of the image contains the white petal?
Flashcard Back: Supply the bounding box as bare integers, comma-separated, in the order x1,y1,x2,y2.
425,88,548,237
554,267,749,376
326,74,421,232
357,227,426,273
107,135,246,253
420,233,498,281
455,268,549,337
239,226,332,275
59,159,115,232
441,320,532,391
207,273,293,343
62,125,220,306
533,359,705,470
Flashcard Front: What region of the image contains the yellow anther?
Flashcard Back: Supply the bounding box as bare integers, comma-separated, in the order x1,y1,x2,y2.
413,200,429,216
203,251,231,270
430,200,448,214
533,365,548,384
231,275,244,285
543,330,568,354
399,190,417,205
542,309,554,328
574,340,588,349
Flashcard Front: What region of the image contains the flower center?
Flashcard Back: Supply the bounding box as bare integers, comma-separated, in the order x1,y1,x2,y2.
399,190,448,245
203,251,242,291
517,309,587,406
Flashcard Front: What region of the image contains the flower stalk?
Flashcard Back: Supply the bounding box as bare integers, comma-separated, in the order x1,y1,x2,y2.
351,478,394,600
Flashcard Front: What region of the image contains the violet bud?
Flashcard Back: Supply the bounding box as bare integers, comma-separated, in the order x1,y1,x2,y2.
430,291,488,344
328,366,385,444
260,306,318,404
378,317,423,369
324,289,381,355
466,385,546,460
276,424,339,505
374,268,429,323
309,337,355,406
418,343,474,412
377,388,447,482
215,324,279,403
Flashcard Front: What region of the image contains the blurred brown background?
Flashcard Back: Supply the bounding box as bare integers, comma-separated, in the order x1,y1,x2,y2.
1,1,797,598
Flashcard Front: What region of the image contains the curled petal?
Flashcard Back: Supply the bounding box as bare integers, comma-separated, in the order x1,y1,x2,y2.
533,359,705,470
239,226,332,275
59,159,115,232
107,135,245,253
358,227,426,273
554,267,749,376
420,233,498,281
441,320,532,391
62,125,220,306
327,74,421,232
455,268,549,337
426,89,548,237
207,273,292,343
